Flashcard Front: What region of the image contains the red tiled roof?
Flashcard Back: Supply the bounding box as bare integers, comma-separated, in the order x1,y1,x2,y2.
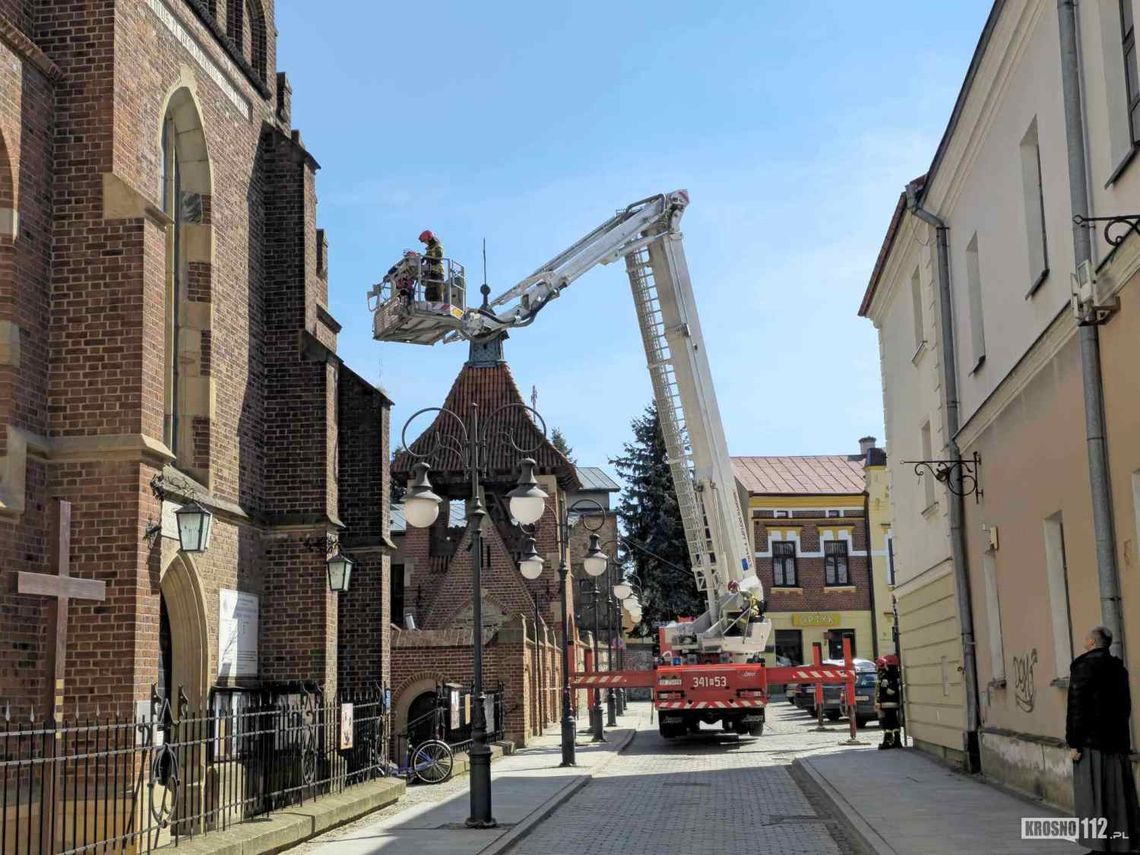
392,361,580,490
731,455,866,496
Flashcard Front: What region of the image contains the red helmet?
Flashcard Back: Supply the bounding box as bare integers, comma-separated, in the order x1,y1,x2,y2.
876,654,899,667
419,230,435,243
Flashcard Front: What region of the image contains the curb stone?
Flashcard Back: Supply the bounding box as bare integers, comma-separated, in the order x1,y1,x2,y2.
790,757,893,855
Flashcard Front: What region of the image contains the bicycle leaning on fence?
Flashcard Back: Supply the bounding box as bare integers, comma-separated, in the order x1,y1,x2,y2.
379,703,455,785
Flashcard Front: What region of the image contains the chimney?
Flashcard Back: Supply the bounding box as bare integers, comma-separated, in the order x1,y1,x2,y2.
858,436,877,457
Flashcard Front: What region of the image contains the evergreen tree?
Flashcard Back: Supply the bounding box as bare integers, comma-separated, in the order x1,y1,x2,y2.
551,427,576,464
610,402,703,635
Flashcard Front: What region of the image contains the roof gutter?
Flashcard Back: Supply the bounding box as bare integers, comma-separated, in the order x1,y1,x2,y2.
904,179,982,774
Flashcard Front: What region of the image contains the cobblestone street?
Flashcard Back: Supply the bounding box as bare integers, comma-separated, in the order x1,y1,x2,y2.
510,702,871,855
293,700,877,854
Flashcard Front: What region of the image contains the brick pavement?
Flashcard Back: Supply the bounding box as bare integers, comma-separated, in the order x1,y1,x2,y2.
291,703,649,855
510,701,872,855
291,700,875,855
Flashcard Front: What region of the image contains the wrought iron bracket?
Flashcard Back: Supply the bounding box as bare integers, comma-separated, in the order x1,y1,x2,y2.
304,532,342,557
1073,213,1140,248
902,452,983,503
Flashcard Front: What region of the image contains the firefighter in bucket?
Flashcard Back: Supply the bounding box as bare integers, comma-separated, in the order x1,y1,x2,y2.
875,654,902,749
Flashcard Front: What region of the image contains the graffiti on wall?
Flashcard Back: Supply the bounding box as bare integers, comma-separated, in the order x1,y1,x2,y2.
1012,648,1038,713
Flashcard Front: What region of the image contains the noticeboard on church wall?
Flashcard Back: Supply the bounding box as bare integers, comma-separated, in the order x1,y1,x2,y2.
218,589,259,678
340,703,354,750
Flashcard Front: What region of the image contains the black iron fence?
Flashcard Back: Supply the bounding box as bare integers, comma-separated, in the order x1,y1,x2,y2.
0,686,390,854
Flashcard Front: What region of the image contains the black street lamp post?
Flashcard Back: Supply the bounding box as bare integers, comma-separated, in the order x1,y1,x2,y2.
400,402,550,829
599,539,629,718
524,499,608,764
578,575,606,742
604,586,618,727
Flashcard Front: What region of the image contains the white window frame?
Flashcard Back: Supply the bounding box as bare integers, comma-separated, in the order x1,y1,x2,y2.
981,550,1005,683
910,266,925,357
1019,118,1049,295
885,532,896,586
1043,512,1074,679
920,420,936,509
965,233,986,371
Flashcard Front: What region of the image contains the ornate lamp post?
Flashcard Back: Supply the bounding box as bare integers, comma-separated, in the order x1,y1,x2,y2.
522,497,608,765
519,536,557,732
576,533,609,742
400,401,549,829
598,538,630,722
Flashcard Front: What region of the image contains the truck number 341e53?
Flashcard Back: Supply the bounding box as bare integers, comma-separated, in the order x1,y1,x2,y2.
691,676,728,689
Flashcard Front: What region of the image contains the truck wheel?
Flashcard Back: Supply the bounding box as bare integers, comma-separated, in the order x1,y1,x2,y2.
748,721,764,737
659,721,682,739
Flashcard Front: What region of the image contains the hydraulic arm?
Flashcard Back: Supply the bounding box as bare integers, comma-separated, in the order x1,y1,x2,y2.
371,190,770,657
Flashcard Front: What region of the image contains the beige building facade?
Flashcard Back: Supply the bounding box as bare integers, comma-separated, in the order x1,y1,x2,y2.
863,0,1140,808
861,188,969,765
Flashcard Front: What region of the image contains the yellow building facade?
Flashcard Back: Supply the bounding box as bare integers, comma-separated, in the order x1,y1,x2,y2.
733,442,896,667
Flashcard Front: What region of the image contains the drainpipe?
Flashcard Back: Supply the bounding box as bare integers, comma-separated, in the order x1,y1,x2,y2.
905,181,982,773
862,489,880,658
1057,0,1125,659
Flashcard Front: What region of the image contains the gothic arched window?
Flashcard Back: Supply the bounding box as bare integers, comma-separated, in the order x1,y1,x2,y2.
161,114,184,458
227,0,267,83
158,88,213,484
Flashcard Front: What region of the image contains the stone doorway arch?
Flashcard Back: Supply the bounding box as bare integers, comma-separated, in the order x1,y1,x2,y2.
393,675,444,754
159,552,210,709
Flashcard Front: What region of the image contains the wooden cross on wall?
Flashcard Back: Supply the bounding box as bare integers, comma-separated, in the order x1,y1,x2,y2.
16,499,106,723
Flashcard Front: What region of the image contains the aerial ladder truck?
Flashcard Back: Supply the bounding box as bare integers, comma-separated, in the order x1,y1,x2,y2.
369,191,855,739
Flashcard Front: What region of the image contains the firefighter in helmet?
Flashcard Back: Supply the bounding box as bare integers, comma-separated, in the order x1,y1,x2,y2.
725,579,764,637
875,653,902,749
419,229,444,301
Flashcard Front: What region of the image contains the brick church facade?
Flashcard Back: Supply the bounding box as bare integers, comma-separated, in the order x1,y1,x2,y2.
0,0,391,717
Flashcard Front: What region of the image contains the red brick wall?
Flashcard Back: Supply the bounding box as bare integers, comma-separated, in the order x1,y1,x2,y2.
0,7,56,711
0,0,384,716
755,519,873,613
261,535,337,689
390,624,552,747
337,365,392,694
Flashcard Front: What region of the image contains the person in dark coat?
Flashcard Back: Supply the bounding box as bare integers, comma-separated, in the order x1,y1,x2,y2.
875,654,902,749
1067,625,1140,853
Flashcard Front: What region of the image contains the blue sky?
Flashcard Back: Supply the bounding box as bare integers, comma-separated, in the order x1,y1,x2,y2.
276,1,991,474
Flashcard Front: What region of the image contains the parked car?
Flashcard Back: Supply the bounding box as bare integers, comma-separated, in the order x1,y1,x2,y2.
838,662,879,727
791,678,817,714
793,658,877,724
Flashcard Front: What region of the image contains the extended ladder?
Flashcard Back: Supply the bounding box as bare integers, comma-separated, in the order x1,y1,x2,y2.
625,246,714,603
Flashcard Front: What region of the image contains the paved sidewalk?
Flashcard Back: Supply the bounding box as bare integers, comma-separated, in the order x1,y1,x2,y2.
292,703,650,855
795,747,1075,854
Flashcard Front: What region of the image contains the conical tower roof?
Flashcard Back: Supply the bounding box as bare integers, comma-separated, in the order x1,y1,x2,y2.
393,360,580,492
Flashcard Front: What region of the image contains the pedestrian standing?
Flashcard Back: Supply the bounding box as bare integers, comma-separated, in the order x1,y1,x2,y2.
1067,625,1140,853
